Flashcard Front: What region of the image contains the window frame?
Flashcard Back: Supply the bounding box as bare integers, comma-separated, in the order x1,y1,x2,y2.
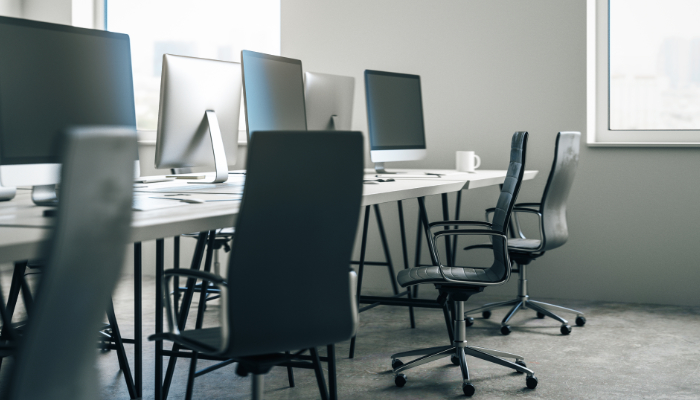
587,0,700,147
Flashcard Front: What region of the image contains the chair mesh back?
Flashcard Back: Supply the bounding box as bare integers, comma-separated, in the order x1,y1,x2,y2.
539,131,580,251
488,132,528,280
8,127,135,400
225,131,363,357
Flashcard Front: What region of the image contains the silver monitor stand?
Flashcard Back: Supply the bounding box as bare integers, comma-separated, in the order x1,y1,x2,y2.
32,184,58,206
0,185,15,201
374,162,400,174
195,110,228,184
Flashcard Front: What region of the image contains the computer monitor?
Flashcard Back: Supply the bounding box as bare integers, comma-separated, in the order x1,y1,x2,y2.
304,72,355,131
0,16,139,205
364,70,427,173
155,54,242,184
241,50,307,139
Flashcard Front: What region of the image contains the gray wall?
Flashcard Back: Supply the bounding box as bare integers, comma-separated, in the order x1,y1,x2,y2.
281,0,700,306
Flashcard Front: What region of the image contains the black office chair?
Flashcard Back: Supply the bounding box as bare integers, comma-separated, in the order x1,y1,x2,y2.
5,126,136,400
150,130,363,400
390,132,537,397
464,131,585,335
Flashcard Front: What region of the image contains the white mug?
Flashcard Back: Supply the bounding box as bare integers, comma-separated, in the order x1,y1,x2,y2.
456,151,481,173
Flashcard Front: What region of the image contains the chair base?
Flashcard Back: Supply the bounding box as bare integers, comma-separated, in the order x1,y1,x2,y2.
391,299,537,396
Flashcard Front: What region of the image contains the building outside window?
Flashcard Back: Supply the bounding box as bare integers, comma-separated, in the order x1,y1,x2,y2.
588,0,700,145
107,0,280,134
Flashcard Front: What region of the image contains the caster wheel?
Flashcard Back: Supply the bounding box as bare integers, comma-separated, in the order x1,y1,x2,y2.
536,311,545,319
482,310,492,319
465,317,474,327
526,375,538,389
575,315,586,326
560,325,572,335
391,358,404,370
515,359,526,373
451,354,460,366
500,325,512,335
462,382,476,396
395,374,407,387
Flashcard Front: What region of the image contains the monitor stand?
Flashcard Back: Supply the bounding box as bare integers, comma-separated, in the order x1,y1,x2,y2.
330,115,339,130
32,184,58,206
374,162,406,174
192,110,228,184
0,186,16,201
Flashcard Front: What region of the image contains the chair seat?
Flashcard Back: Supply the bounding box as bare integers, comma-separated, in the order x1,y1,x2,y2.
397,266,501,287
508,238,541,251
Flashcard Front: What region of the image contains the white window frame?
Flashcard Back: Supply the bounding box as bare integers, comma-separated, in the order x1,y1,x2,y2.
587,0,700,147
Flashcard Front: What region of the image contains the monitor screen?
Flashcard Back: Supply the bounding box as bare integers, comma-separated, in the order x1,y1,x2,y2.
241,50,307,138
365,70,426,151
0,16,136,166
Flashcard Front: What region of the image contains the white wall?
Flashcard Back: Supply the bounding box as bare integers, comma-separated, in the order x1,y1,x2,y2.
0,0,21,17
281,0,700,306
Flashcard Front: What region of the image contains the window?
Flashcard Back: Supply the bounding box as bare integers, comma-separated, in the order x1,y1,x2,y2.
588,0,700,145
107,0,280,135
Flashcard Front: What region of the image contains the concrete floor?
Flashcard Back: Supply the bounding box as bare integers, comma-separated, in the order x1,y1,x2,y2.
2,273,700,399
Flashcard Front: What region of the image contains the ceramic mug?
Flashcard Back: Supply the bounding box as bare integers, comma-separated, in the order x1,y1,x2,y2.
456,151,481,173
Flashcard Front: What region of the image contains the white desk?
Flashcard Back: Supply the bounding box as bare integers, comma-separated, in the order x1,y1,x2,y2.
0,168,537,399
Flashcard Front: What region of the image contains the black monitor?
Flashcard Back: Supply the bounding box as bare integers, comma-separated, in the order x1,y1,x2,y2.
364,70,427,173
241,50,307,139
0,16,137,204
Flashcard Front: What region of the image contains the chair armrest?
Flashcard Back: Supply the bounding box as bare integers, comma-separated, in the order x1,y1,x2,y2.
462,243,494,252
428,220,492,229
514,202,541,209
162,269,228,336
427,229,510,285
509,208,543,243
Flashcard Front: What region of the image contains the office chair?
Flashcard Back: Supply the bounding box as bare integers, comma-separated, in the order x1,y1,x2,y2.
464,131,585,335
150,130,363,400
390,132,537,397
5,126,136,400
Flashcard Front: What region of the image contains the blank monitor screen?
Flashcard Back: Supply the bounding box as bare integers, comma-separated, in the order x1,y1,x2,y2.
241,50,307,138
0,16,136,165
364,70,426,151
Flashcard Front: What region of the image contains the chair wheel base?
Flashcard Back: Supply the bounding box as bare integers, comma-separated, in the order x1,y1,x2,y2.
575,315,586,326
451,354,460,365
560,325,572,335
463,382,475,396
526,375,538,389
395,374,407,387
536,311,545,319
500,325,512,335
391,358,404,370
482,310,491,319
465,317,474,327
515,359,526,372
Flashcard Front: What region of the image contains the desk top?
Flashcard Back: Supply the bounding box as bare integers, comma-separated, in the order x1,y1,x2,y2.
0,168,537,263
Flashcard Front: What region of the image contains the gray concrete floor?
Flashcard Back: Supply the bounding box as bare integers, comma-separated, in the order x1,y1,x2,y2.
2,272,700,399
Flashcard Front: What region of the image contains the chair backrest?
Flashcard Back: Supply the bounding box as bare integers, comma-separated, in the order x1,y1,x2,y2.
487,131,528,280
7,127,136,400
539,131,580,251
224,131,363,357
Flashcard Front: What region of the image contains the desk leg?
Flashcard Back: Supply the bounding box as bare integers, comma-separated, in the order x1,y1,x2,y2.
173,236,180,316
441,193,453,267
417,197,437,266
451,191,462,266
348,206,370,359
162,232,208,400
373,204,399,295
327,344,337,400
133,242,142,398
397,201,415,329
155,239,164,400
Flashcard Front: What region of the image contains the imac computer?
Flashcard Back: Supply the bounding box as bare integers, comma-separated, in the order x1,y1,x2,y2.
364,70,427,174
0,16,139,205
241,50,307,139
304,72,355,130
155,54,242,184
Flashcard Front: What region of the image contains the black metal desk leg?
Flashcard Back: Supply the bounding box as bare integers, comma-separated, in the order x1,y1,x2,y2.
417,197,438,266
327,344,337,400
373,204,399,295
349,206,371,359
441,193,453,267
451,191,462,266
397,201,415,328
134,242,142,397
155,239,164,400
173,236,180,316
